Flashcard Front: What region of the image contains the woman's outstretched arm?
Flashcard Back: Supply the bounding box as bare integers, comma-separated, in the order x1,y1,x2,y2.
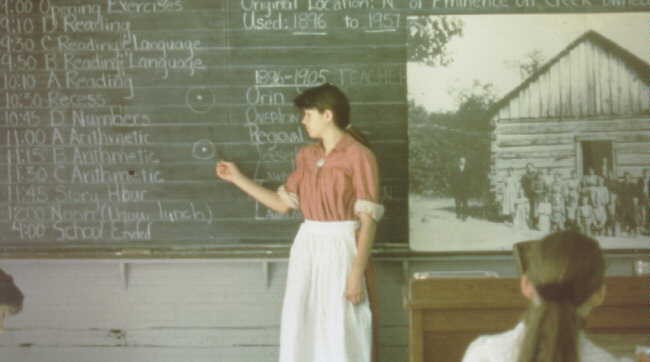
215,161,291,214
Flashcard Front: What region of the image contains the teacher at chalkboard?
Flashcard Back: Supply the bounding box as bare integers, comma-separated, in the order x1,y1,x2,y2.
216,83,383,362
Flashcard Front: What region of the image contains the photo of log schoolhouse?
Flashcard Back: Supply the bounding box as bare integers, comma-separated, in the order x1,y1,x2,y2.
490,31,649,238
408,15,648,251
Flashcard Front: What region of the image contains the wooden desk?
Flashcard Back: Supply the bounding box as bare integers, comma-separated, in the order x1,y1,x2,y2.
406,276,649,362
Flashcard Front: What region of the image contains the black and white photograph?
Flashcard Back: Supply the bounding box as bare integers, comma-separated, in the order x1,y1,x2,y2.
408,13,649,251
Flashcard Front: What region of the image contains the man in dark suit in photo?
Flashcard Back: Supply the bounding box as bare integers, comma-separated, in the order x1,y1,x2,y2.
520,163,543,229
450,156,471,221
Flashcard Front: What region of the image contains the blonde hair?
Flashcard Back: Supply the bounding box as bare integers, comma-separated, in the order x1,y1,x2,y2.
517,231,605,362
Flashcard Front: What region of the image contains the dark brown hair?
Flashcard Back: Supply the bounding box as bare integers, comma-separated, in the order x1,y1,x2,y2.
0,268,24,314
293,83,370,148
517,231,605,362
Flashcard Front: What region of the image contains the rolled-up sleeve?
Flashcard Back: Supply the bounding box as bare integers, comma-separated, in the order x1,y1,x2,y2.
352,148,384,221
277,148,304,209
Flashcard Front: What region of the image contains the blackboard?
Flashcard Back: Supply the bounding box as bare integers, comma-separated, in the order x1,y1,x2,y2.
0,0,644,252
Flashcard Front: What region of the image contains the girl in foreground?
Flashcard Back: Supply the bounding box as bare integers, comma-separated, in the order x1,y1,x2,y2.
216,83,383,362
463,230,642,362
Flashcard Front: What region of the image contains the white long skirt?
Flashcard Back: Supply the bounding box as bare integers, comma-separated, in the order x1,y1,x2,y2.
278,220,372,362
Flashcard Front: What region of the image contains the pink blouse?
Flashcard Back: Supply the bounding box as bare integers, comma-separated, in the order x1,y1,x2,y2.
278,134,384,222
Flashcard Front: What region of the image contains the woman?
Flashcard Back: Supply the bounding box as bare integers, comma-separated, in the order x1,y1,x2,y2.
462,230,636,362
216,83,383,362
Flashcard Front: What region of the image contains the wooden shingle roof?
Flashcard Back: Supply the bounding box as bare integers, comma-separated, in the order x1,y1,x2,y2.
489,30,650,119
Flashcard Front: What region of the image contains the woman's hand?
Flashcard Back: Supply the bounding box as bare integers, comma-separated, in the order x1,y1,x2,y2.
345,267,366,305
215,161,242,183
214,161,291,213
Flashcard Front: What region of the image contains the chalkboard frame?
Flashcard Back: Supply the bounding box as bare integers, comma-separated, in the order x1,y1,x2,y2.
0,0,646,256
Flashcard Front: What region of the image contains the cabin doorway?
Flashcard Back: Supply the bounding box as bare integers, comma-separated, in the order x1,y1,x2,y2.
580,140,613,177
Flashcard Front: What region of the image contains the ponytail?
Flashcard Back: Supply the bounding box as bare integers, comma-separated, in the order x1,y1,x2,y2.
518,300,582,362
516,231,605,362
346,125,372,149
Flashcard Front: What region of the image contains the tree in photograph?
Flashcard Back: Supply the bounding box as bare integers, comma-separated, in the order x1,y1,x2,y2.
451,80,499,131
449,80,496,204
408,100,455,195
409,80,496,202
407,16,464,67
504,49,547,80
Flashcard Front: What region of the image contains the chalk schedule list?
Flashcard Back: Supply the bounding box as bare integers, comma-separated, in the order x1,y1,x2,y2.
0,0,408,250
2,0,643,251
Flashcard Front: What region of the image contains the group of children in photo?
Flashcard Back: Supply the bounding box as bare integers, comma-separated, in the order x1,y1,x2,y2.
501,164,648,237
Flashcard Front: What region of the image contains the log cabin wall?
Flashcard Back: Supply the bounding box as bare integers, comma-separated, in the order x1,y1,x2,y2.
489,31,650,198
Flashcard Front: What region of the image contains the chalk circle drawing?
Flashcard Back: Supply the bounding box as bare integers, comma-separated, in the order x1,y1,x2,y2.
186,87,215,113
192,139,216,160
